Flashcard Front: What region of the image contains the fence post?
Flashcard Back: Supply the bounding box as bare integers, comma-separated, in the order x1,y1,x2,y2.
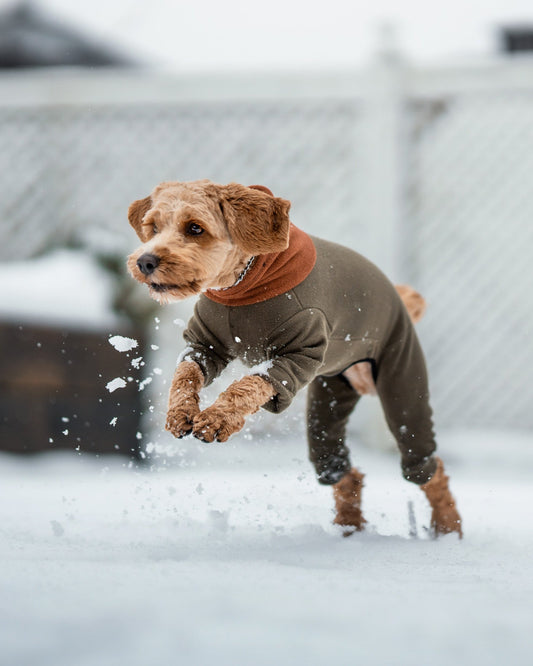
359,24,409,282
355,25,412,451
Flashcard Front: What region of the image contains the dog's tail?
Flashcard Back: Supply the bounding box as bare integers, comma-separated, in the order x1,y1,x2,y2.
395,285,426,324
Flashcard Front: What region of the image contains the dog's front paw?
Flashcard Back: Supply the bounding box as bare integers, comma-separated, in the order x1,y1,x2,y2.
165,404,199,438
192,407,245,443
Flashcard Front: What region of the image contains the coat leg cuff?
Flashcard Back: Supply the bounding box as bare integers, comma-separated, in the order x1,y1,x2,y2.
316,460,351,485
402,454,438,485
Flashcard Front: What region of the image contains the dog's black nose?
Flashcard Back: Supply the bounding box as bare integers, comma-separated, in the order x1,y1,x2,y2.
137,253,160,276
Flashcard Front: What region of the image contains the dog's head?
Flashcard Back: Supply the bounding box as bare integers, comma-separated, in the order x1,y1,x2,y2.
127,180,291,303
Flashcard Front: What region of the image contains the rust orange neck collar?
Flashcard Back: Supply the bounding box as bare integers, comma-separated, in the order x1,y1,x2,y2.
205,224,316,306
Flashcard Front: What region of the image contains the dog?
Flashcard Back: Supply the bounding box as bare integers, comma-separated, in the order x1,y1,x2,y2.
127,180,462,538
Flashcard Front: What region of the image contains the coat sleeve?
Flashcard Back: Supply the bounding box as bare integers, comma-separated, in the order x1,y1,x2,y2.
258,309,330,413
181,302,235,386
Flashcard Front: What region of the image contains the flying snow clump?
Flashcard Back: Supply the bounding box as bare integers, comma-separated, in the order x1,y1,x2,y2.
108,335,138,352
106,377,127,393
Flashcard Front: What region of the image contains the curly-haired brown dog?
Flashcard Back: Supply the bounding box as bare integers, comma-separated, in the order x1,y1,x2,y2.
127,180,462,538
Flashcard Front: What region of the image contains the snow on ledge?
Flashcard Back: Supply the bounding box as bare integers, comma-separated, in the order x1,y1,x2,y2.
0,249,121,330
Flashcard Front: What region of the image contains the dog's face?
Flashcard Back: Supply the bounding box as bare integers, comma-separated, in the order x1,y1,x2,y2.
127,180,291,303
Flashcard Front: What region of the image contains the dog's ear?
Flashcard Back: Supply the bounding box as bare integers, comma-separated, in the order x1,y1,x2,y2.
248,184,274,197
218,183,291,254
128,196,152,240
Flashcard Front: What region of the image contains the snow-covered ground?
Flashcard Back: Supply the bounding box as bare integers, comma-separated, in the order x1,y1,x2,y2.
2,430,532,666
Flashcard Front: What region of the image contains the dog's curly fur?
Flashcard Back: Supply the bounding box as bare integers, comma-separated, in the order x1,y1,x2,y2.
421,458,463,537
192,376,275,443
333,467,367,536
165,361,205,437
128,179,462,538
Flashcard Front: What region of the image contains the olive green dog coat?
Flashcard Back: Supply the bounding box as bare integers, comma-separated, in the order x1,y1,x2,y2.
182,227,437,485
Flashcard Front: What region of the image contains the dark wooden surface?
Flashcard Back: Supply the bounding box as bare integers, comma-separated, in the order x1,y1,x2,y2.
0,321,146,458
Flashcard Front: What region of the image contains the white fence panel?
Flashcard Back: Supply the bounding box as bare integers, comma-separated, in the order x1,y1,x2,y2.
1,62,533,433
404,77,533,430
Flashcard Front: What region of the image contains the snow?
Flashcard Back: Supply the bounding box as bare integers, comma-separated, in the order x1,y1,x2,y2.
108,335,139,353
131,357,144,369
138,376,153,391
1,430,533,666
0,249,119,329
248,359,274,376
105,377,127,393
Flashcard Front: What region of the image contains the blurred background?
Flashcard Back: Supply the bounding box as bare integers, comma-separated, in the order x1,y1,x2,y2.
1,0,532,460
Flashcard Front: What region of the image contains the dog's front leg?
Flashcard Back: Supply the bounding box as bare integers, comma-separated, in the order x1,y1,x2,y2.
165,361,204,438
192,376,275,443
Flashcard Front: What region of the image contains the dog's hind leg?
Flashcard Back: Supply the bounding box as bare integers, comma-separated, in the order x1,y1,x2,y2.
375,311,463,537
375,314,438,485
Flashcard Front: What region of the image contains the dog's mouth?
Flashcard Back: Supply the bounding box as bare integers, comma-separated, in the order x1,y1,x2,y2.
148,280,200,294
145,280,202,303
149,282,183,293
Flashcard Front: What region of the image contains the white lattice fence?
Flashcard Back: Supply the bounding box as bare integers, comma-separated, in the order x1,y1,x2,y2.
1,65,533,433
404,87,533,430
0,94,365,258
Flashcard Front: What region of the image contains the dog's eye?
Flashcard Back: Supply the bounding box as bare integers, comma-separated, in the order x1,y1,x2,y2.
186,223,204,236
152,225,159,234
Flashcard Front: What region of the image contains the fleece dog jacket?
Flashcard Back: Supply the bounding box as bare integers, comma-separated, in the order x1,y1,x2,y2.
182,225,438,485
